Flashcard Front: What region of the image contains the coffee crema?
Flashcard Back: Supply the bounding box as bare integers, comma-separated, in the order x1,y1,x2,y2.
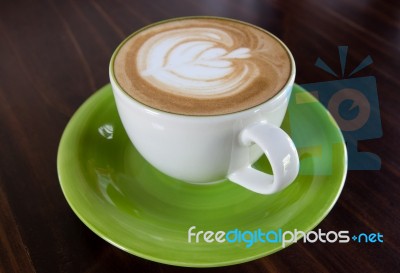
112,17,292,115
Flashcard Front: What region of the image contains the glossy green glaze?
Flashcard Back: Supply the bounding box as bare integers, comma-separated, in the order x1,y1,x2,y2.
57,84,347,267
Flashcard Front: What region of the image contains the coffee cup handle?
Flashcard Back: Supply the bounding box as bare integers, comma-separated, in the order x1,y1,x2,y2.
228,122,299,194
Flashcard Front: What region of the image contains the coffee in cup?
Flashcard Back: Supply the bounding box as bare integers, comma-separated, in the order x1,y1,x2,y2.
110,17,299,194
113,17,291,116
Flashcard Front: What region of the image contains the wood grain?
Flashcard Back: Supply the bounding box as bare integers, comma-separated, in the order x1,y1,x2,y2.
0,0,399,272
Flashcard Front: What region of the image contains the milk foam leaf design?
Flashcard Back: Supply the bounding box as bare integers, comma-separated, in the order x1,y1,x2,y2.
140,37,253,96
142,43,251,81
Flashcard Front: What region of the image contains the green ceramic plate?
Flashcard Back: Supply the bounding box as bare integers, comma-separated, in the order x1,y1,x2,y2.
57,84,347,267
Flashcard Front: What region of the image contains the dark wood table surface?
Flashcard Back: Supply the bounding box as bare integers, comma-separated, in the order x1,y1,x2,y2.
1,0,399,272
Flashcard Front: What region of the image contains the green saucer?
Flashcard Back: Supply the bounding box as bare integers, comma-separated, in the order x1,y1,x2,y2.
57,84,347,267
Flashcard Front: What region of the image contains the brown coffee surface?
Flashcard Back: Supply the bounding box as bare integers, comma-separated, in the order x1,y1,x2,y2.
113,17,291,115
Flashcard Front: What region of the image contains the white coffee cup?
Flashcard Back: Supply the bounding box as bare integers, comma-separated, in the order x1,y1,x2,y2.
109,20,299,195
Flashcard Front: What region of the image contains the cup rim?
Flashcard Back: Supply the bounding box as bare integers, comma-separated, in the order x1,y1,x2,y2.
109,16,296,118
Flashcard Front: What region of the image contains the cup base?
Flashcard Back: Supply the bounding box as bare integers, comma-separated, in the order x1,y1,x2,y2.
183,178,227,185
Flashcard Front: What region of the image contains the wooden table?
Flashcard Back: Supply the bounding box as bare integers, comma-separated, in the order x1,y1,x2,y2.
1,0,399,272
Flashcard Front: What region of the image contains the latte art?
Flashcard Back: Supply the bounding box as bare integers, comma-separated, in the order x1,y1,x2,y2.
138,28,253,97
113,17,292,115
